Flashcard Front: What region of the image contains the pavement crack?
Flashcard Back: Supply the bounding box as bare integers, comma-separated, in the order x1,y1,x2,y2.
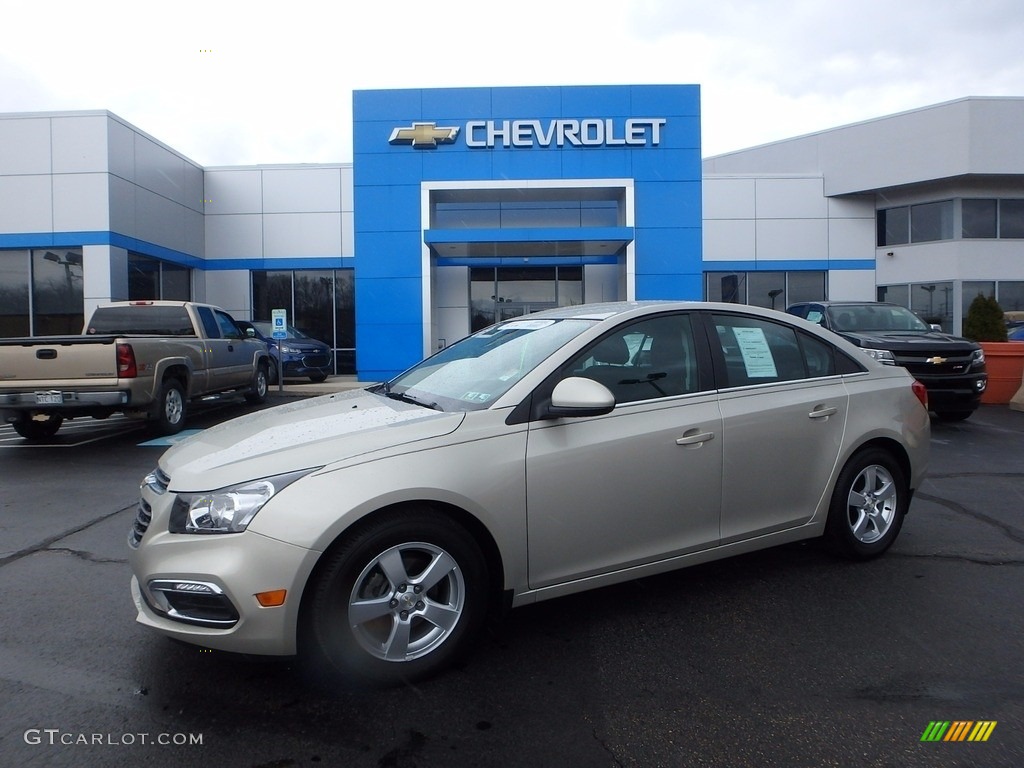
592,729,625,768
916,490,1024,546
0,504,134,569
46,547,128,565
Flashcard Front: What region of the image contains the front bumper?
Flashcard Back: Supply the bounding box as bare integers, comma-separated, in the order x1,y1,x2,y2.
129,512,321,656
916,372,987,411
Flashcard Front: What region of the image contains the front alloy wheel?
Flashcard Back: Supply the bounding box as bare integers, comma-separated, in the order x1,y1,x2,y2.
305,509,487,686
825,448,908,559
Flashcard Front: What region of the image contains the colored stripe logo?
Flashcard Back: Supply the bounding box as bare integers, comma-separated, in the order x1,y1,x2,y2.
921,721,997,742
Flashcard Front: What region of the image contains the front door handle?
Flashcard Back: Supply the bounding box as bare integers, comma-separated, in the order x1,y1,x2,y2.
808,406,838,419
676,430,715,446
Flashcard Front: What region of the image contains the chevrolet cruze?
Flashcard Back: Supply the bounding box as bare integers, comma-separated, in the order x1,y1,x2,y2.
129,302,930,685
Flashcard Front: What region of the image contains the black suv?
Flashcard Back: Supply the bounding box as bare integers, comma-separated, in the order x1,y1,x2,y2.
788,301,987,420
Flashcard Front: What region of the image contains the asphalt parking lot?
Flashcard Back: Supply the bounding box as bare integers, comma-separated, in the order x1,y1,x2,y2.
0,390,1021,768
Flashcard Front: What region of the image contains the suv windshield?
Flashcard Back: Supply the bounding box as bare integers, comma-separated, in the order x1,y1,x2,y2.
380,318,596,412
828,304,930,333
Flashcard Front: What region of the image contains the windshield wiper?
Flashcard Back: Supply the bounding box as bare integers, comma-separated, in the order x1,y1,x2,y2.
377,382,442,411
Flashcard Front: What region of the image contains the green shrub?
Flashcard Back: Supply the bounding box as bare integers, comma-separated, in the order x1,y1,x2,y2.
963,293,1007,342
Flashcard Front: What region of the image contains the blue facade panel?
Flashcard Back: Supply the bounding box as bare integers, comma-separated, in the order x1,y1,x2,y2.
354,84,702,380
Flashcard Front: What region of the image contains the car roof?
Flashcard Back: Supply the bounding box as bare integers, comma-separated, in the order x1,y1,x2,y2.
525,300,797,322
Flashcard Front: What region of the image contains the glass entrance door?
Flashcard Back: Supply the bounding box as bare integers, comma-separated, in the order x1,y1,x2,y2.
471,266,582,332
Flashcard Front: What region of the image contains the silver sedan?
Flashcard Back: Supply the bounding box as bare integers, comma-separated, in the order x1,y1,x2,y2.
129,301,930,685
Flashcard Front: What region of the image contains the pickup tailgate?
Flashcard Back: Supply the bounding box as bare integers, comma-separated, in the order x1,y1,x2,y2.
0,336,121,385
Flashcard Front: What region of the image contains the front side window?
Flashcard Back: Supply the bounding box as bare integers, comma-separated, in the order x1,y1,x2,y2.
563,314,701,404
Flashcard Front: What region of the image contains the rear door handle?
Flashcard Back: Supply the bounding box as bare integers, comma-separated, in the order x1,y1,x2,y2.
808,406,838,419
676,430,715,446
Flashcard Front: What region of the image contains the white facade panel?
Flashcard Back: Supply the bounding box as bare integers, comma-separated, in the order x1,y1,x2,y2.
0,117,51,175
827,218,875,260
826,195,874,219
107,117,135,181
134,134,187,204
51,115,108,174
703,219,755,260
52,173,110,231
83,244,128,315
206,214,263,259
0,175,52,232
434,266,468,308
204,269,252,319
829,269,877,300
183,162,204,215
755,219,828,260
435,306,469,351
755,177,827,219
183,207,205,259
702,177,755,219
583,263,621,303
341,211,355,256
263,212,342,258
340,165,354,212
108,176,136,236
262,168,342,213
135,187,188,252
205,169,262,214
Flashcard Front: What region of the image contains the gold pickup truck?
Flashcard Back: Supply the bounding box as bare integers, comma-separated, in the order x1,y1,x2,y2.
0,301,272,440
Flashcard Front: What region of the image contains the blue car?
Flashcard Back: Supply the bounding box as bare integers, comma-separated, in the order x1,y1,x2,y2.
239,321,332,383
1009,325,1024,342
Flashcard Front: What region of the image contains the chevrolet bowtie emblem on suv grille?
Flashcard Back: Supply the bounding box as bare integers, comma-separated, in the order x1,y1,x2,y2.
389,122,460,148
926,356,947,364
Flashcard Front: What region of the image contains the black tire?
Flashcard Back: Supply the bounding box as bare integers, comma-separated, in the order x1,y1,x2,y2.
824,447,909,560
245,362,270,404
267,359,280,386
303,509,488,687
309,372,328,383
152,379,186,435
933,410,973,422
12,414,63,441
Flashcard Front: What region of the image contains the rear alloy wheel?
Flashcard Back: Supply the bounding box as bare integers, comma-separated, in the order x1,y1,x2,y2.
153,379,186,435
825,447,909,559
305,510,487,686
12,413,64,441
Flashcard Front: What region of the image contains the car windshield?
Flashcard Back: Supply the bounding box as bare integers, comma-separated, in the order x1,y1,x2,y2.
828,305,930,333
380,317,597,412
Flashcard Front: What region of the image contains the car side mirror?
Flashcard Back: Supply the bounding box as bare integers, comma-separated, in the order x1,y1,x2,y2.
246,328,256,337
929,324,942,332
543,377,615,419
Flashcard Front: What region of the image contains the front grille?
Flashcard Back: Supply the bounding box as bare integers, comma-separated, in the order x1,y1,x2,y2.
130,468,169,548
301,353,331,368
897,353,972,377
129,499,152,548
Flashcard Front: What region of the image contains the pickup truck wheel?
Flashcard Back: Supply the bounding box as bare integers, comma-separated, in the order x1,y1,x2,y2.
304,510,488,687
153,380,186,435
13,414,63,441
245,363,269,404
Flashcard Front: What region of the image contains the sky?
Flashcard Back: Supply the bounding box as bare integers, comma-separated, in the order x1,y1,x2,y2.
2,0,1022,167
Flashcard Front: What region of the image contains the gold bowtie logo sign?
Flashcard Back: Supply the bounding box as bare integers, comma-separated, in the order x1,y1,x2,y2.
389,122,460,148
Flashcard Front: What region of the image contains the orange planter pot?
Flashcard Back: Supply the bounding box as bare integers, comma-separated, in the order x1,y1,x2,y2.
980,342,1024,404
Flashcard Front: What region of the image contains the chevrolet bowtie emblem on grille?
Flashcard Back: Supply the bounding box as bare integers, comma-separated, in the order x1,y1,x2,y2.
389,122,460,148
926,356,947,364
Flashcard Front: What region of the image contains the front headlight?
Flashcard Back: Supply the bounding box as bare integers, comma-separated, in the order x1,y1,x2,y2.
280,345,302,354
862,348,896,364
169,469,317,534
971,348,986,366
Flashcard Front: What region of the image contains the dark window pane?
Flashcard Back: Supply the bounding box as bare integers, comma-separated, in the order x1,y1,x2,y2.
0,250,30,337
787,272,826,304
962,199,997,238
162,263,191,300
252,271,292,321
334,269,356,351
32,249,84,335
910,201,953,243
878,207,909,246
1000,199,1024,238
293,270,334,346
746,272,785,310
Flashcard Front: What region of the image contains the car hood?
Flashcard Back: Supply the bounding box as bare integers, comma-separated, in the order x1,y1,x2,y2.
840,330,979,353
160,389,464,491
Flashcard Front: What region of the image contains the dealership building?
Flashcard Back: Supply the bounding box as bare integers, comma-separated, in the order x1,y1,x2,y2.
1,87,1022,380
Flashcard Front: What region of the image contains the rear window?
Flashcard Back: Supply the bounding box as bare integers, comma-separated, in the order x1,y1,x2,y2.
87,306,195,336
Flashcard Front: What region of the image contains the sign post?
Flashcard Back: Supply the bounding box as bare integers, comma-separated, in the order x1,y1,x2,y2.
271,309,287,393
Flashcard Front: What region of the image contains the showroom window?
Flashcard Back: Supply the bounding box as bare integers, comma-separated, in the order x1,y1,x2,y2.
252,269,356,374
470,266,583,332
431,188,624,230
0,248,84,337
128,253,191,301
877,201,954,245
704,271,826,310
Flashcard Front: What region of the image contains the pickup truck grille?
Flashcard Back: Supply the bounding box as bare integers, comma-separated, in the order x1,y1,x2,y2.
896,353,972,377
